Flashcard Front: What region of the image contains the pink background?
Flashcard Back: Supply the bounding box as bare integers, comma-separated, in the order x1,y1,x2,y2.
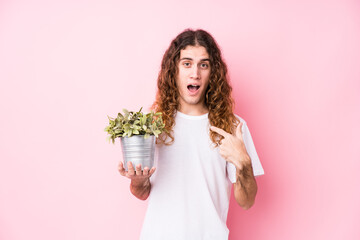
1,0,359,239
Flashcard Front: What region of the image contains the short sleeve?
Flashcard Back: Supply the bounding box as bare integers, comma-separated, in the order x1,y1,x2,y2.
227,118,265,183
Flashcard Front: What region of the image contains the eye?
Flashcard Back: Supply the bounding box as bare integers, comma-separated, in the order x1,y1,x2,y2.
200,63,209,69
183,62,191,67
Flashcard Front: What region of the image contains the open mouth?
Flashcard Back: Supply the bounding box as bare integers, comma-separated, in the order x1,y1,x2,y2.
187,84,200,92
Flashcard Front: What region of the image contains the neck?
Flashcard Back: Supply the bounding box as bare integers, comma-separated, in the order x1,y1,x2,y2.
178,104,208,116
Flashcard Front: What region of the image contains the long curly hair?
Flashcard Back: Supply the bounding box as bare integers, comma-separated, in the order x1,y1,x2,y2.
152,28,239,145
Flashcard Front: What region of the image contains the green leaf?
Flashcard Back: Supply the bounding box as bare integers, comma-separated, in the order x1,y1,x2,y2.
140,115,146,125
153,130,161,137
123,109,129,115
105,107,165,142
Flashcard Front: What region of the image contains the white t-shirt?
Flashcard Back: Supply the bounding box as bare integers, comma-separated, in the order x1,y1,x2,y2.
139,111,264,240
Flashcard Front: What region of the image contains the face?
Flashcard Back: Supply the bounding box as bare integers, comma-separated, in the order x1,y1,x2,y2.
176,45,211,114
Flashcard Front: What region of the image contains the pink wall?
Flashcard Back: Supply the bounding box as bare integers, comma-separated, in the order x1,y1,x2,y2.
1,0,359,239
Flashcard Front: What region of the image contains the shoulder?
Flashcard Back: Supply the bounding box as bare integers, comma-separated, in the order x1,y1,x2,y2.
234,113,247,125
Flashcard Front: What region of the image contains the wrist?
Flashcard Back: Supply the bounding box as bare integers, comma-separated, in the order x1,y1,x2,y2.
236,160,253,177
130,178,151,200
131,178,149,188
233,154,251,171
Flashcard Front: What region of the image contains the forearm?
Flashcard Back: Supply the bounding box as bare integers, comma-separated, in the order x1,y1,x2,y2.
234,160,258,209
130,178,151,201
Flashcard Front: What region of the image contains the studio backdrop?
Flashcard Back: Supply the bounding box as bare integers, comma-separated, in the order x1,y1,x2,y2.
0,0,359,239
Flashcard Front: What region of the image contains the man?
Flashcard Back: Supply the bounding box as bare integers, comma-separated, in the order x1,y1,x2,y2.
118,29,264,239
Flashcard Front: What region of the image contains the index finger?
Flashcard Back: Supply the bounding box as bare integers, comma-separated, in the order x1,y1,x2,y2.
210,126,230,137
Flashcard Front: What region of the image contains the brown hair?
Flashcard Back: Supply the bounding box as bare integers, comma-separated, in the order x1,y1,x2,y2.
152,28,239,145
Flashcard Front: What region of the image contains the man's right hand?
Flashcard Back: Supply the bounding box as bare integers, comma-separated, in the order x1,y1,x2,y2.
118,161,156,183
118,161,155,200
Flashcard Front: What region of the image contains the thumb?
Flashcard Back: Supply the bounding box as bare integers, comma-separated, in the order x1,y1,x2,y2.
236,122,243,139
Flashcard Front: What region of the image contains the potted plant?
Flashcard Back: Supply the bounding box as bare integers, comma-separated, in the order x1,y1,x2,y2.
105,107,165,171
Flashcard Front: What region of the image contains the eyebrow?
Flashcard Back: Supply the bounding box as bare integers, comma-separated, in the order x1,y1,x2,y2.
179,57,210,62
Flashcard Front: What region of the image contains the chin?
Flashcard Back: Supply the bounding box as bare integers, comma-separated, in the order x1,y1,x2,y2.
184,97,201,105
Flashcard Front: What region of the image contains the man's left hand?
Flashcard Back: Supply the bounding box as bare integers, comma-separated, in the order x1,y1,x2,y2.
210,123,251,171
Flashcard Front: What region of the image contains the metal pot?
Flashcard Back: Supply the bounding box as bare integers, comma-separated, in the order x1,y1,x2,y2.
120,135,156,171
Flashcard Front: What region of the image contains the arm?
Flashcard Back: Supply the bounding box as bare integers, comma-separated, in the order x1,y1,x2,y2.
233,157,258,210
130,177,151,200
118,161,156,201
211,123,259,210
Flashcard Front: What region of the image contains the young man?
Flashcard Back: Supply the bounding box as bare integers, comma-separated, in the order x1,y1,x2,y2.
118,29,264,239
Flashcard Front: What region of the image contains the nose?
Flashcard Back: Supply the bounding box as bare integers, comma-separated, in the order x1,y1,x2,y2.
190,65,200,79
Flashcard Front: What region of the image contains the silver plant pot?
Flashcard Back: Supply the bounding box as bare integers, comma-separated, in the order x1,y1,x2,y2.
120,135,156,171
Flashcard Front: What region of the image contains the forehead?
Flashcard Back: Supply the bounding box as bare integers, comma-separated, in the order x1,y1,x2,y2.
179,45,209,59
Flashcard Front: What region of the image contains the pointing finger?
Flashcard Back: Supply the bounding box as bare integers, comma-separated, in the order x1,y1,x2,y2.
210,126,230,137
